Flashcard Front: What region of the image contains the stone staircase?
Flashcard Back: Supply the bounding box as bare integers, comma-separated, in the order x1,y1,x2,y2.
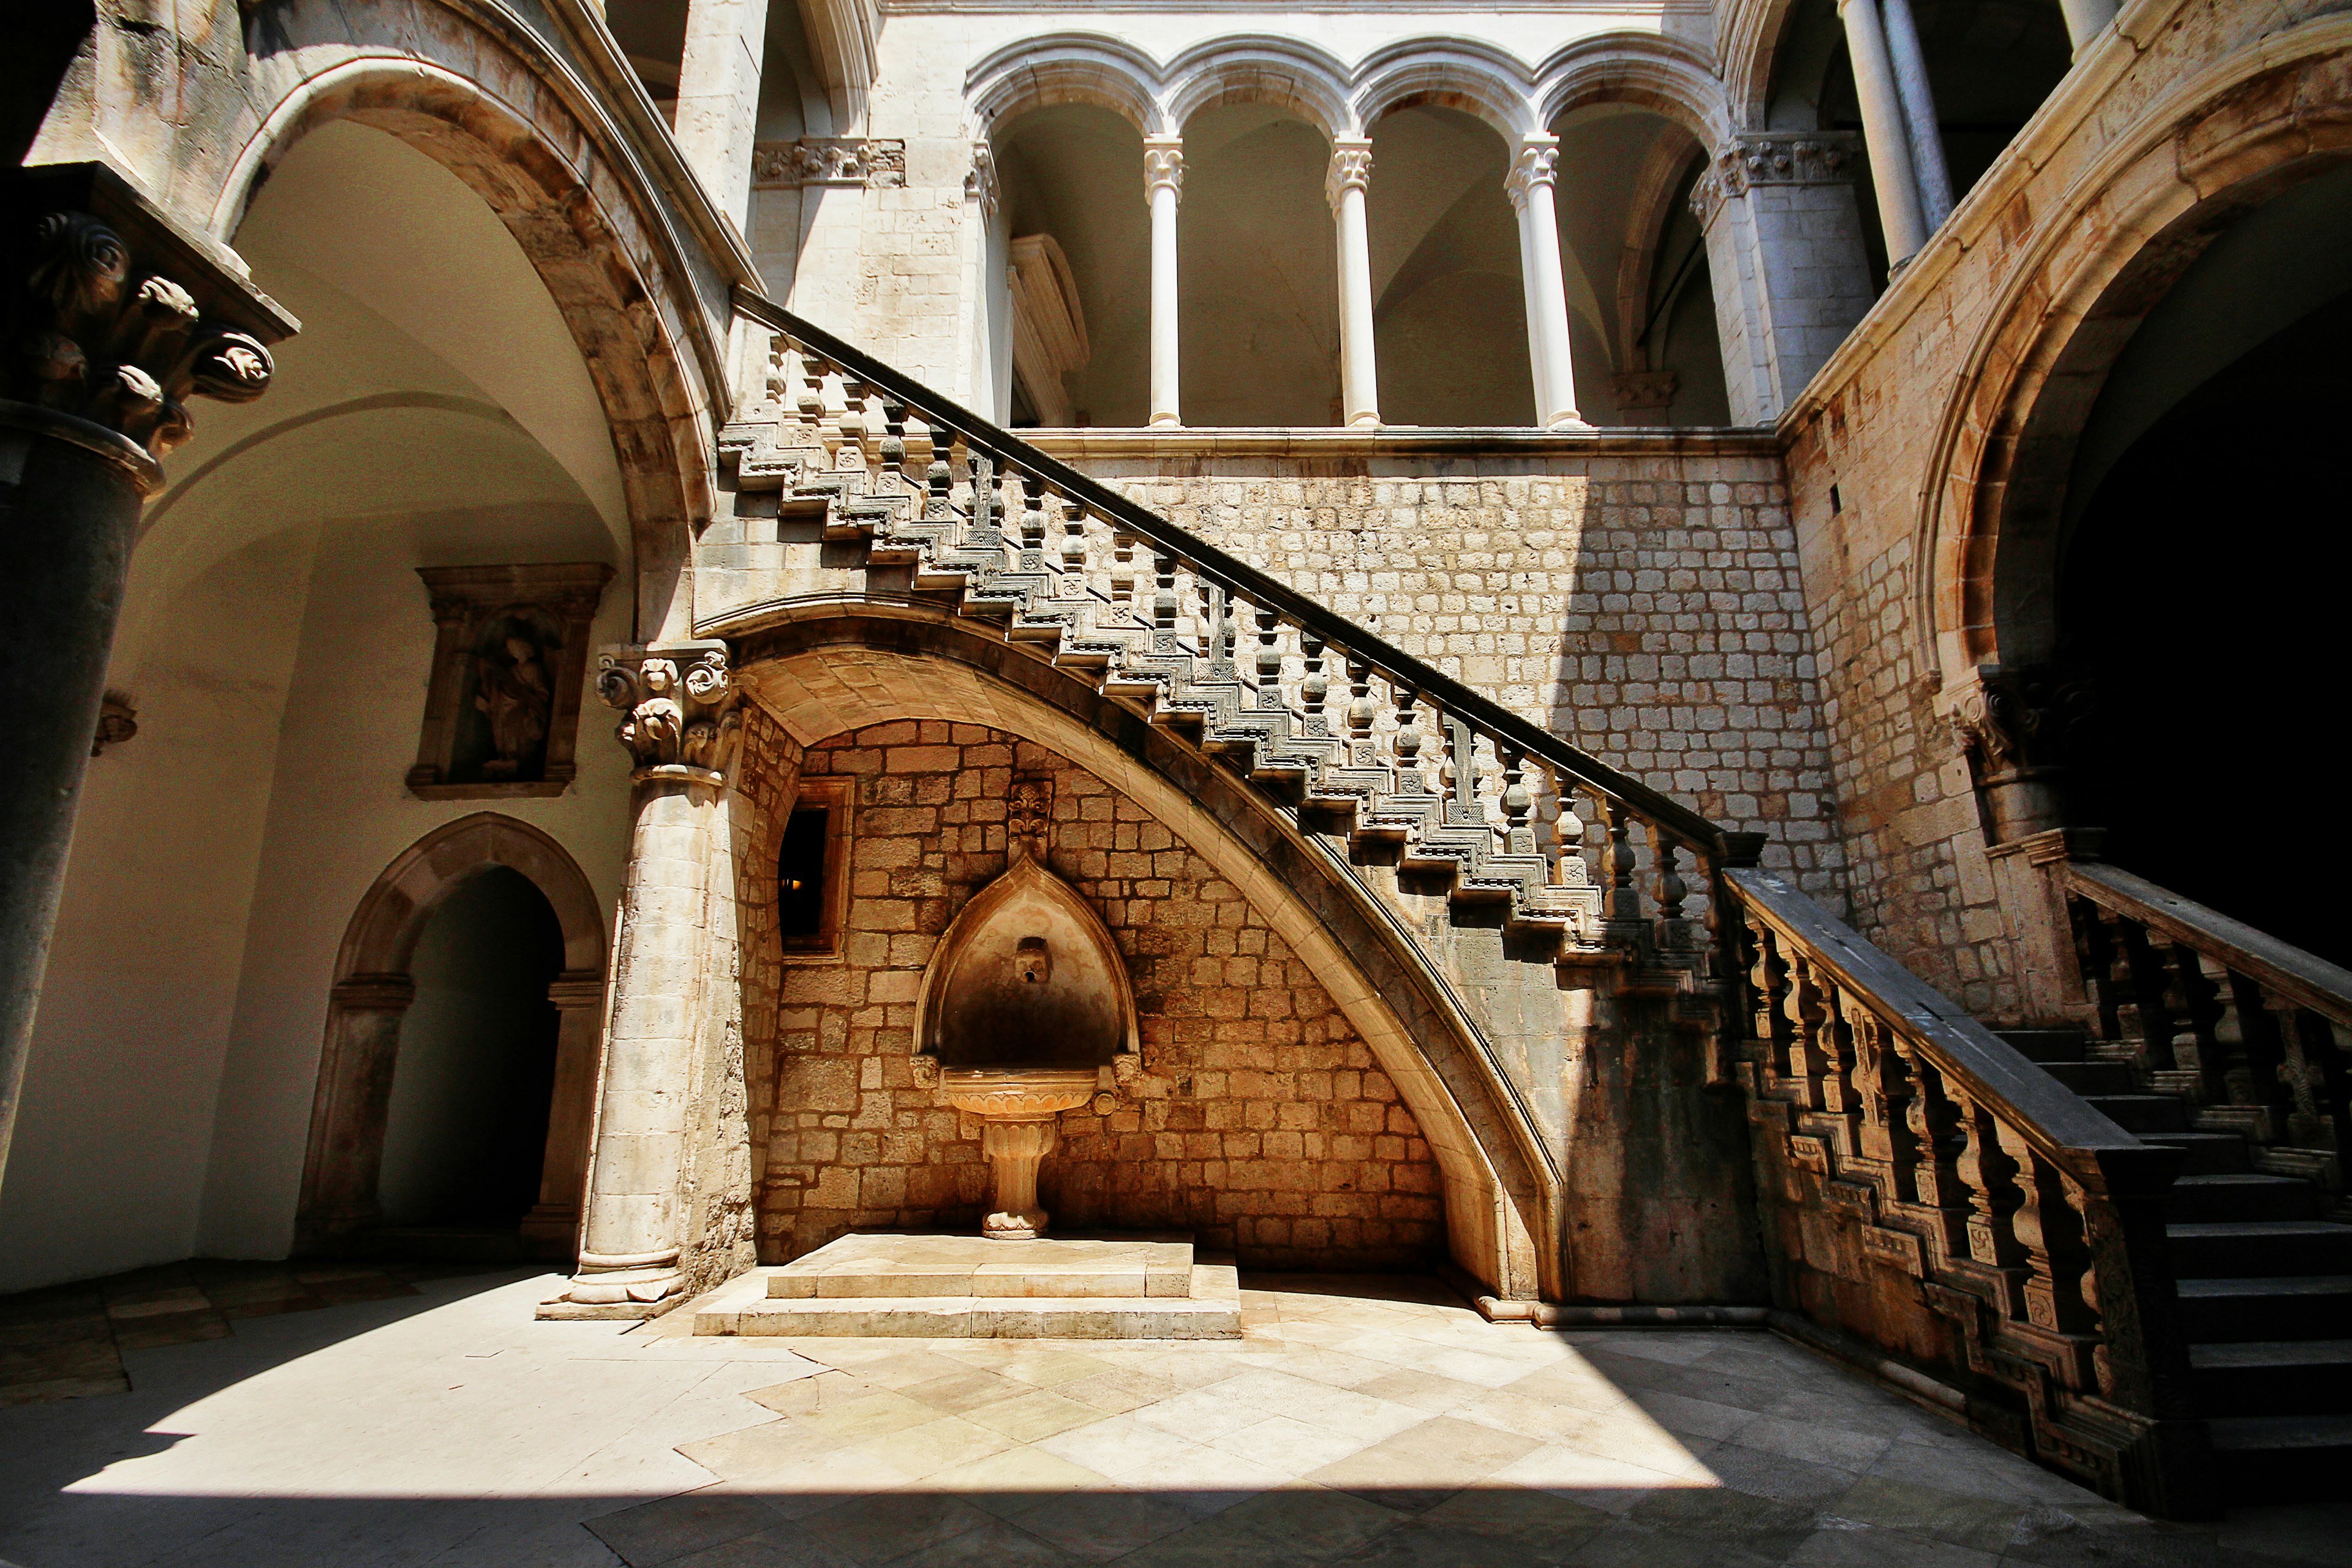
711,292,2352,1517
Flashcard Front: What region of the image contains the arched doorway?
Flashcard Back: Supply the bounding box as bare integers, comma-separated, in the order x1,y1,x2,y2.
296,814,608,1257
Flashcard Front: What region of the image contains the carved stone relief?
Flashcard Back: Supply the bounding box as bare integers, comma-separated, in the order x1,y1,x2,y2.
751,138,907,189
406,563,613,799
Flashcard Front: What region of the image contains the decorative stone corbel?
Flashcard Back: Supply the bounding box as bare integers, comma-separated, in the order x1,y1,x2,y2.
1689,132,1861,226
90,690,137,756
595,641,742,788
1948,663,2092,845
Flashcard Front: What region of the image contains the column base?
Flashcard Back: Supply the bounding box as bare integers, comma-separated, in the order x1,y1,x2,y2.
1148,414,1182,429
1544,413,1593,431
538,1248,687,1319
1346,412,1381,429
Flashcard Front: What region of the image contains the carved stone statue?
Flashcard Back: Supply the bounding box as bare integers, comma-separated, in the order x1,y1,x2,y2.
473,633,552,778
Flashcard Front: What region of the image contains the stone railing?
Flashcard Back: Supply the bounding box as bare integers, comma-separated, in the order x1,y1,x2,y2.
720,292,2203,1513
2065,859,2352,1219
1724,867,2204,1518
726,291,1760,995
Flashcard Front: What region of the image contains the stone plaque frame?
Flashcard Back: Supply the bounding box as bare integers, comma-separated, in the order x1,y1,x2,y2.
406,562,614,800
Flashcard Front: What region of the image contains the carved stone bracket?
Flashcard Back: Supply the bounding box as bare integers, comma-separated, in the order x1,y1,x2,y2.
752,138,906,189
1611,369,1679,417
1689,132,1861,225
965,141,1000,219
597,640,742,786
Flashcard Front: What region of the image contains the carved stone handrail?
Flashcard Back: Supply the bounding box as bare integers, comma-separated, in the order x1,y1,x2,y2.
1724,867,2204,1517
2064,859,2352,1213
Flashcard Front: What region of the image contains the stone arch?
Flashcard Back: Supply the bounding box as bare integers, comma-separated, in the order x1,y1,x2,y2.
1352,40,1540,141
295,813,608,1253
719,607,1558,1299
1921,20,2352,680
208,40,725,641
1535,33,1736,151
968,32,1168,135
1165,36,1357,140
1721,0,1807,131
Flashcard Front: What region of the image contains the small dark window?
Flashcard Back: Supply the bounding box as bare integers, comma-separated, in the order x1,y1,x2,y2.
779,807,831,943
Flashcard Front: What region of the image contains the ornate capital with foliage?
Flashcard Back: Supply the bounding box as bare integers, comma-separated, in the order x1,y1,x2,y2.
597,641,742,784
1506,140,1559,213
1949,663,2092,783
5,204,276,482
1142,138,1185,205
1325,140,1373,213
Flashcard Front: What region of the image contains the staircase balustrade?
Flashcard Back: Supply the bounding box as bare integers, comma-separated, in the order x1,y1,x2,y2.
1724,868,2206,1515
720,291,2206,1515
2064,861,2352,1220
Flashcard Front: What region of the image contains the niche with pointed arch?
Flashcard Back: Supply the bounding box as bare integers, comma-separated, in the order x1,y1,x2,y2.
915,857,1140,1074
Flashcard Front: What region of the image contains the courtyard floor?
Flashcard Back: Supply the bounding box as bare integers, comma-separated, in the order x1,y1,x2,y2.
0,1267,2343,1567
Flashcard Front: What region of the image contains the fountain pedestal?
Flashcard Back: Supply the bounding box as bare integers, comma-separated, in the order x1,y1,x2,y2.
943,1067,1095,1239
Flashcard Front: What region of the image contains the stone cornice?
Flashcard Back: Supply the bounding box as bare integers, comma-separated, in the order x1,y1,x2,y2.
1021,426,1782,461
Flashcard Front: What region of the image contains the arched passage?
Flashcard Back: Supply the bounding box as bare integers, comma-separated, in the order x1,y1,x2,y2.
719,609,1560,1299
993,104,1150,427
1925,29,2352,952
295,814,608,1256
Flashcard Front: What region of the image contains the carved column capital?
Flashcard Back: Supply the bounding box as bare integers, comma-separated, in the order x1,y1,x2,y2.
2,165,293,491
1949,663,2092,843
1506,138,1560,213
596,640,742,785
1689,132,1861,225
1326,139,1373,214
1142,137,1185,207
965,141,1000,219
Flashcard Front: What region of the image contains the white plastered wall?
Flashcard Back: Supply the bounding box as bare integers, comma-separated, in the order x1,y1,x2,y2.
0,123,636,1289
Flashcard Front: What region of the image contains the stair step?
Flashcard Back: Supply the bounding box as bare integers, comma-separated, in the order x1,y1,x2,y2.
2207,1412,2352,1503
2168,1221,2352,1277
2037,1060,2140,1096
1994,1028,2089,1064
2084,1093,2190,1133
2176,1275,2352,1341
2190,1340,2352,1415
2139,1131,2250,1175
2166,1174,2321,1224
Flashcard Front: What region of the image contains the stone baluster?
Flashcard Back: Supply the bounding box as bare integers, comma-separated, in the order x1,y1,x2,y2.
1501,750,1536,857
1346,658,1378,767
1392,685,1428,793
1648,824,1690,946
839,376,873,474
1601,798,1642,926
550,641,742,1314
1852,1009,1912,1178
2268,1000,2350,1163
1992,1121,2097,1338
1899,1044,1972,1261
1953,1092,2030,1316
2160,939,2228,1104
877,398,908,486
1300,632,1330,737
1200,578,1233,676
1152,549,1180,652
1254,605,1283,710
1745,915,1793,1080
1782,951,1831,1108
1,179,289,1191
1820,986,1862,1123
1017,471,1047,565
1060,493,1089,580
1551,776,1590,891
798,353,831,446
924,442,954,519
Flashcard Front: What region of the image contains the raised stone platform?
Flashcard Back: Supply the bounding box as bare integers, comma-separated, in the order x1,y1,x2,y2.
691,1232,1240,1339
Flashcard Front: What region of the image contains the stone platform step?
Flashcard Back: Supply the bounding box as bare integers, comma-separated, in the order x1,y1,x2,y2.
690,1232,1242,1340
764,1232,1196,1300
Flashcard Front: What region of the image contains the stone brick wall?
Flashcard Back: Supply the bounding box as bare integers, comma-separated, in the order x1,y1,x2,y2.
1041,436,1850,907
737,711,1445,1270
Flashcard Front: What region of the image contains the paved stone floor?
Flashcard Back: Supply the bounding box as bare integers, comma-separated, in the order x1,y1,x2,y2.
0,1267,2343,1567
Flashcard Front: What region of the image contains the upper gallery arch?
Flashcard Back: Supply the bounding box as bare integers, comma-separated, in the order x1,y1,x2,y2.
1535,32,1736,149
1351,39,1540,143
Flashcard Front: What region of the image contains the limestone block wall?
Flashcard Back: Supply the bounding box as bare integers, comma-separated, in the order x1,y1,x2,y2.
1038,435,1850,907
736,712,1445,1269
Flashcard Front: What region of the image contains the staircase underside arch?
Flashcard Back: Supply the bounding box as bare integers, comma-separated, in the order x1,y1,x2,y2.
726,604,1559,1299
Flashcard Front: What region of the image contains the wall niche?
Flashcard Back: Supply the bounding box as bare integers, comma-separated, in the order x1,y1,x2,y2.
406,564,613,799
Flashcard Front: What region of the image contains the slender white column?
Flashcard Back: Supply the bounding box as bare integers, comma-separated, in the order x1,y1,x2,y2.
673,0,772,231
1144,136,1184,428
1879,0,1954,231
1838,0,1930,266
1327,138,1379,428
2057,0,2119,54
1507,137,1587,430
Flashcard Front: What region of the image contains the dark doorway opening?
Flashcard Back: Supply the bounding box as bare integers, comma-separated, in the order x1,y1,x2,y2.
2057,290,2352,966
375,866,566,1251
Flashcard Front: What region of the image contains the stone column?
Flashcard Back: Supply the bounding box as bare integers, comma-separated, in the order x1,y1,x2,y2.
521,970,612,1254
543,641,741,1316
1327,138,1379,429
0,165,289,1196
1880,0,1955,232
1691,134,1875,423
1144,136,1184,429
1506,138,1588,430
673,0,772,232
1838,0,1929,265
2057,0,2119,55
1948,664,2091,846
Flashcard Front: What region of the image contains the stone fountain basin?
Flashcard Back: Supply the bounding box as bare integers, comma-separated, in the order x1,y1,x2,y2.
941,1066,1098,1119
